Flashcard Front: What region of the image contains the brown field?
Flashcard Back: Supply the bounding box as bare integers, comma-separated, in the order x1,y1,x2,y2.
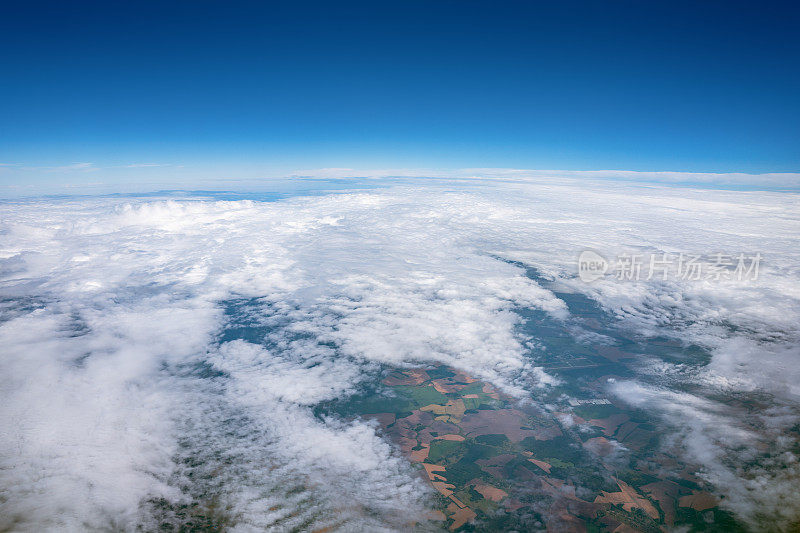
527,456,553,473
410,442,430,462
641,480,683,525
594,479,659,520
679,491,718,511
382,369,430,386
447,502,476,530
434,434,465,441
473,483,508,502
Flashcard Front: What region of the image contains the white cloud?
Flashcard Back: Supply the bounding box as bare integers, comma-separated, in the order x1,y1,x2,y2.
0,178,798,529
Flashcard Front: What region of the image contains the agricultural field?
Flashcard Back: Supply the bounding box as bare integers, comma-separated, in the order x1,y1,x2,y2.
320,362,744,532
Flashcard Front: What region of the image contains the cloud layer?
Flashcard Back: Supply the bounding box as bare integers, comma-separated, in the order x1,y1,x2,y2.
1,178,798,530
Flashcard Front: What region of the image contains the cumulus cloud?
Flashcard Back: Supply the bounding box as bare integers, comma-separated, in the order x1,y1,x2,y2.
0,178,798,529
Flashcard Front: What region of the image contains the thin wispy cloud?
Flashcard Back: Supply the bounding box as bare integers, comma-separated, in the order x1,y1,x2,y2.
42,162,98,172
291,167,800,189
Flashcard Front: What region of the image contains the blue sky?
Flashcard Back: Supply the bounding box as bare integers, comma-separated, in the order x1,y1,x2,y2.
1,1,798,190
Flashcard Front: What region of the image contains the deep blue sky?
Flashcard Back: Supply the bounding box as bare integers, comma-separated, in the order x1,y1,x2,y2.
1,0,799,189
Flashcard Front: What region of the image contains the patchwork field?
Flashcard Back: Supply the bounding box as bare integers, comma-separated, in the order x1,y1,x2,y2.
322,364,740,531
